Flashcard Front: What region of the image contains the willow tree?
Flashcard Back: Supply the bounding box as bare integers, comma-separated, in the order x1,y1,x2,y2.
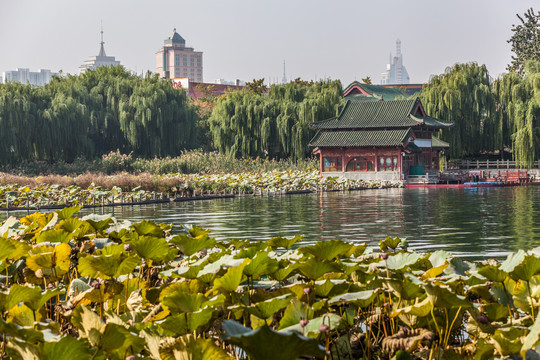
209,80,343,160
0,66,198,164
419,63,496,158
495,61,540,166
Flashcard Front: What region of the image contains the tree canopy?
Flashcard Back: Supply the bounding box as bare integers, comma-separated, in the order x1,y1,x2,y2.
0,66,198,164
209,80,343,161
507,8,540,75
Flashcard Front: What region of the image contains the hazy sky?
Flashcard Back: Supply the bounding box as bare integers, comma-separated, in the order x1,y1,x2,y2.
0,1,536,85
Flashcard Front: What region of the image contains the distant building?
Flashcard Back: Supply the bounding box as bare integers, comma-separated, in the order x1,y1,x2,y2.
2,68,54,86
156,29,203,82
381,39,410,85
169,78,244,99
79,26,121,73
214,79,245,86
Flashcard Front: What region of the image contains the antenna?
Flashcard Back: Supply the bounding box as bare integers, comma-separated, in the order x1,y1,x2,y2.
282,60,287,84
98,20,106,57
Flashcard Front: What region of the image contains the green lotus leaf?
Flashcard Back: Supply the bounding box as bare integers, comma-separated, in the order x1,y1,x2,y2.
158,335,233,360
78,253,141,279
392,297,433,318
278,299,314,330
429,250,451,268
478,265,508,283
297,258,340,280
41,335,93,360
500,250,526,273
36,229,74,244
162,291,208,313
0,216,18,237
101,323,145,359
26,243,71,277
379,236,402,251
131,236,175,264
385,276,423,300
299,239,353,261
222,320,326,360
280,313,342,337
57,218,85,233
423,284,471,308
55,206,82,220
132,220,164,237
243,252,279,279
483,303,510,323
7,303,35,326
187,225,210,238
492,327,527,357
86,218,114,233
508,255,540,281
270,263,298,281
329,289,379,308
71,305,106,347
267,235,302,249
170,233,216,257
385,252,423,271
247,294,293,319
0,237,31,261
213,258,250,293
159,307,214,335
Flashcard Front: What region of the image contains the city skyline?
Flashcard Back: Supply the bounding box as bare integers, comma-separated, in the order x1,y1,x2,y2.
0,0,535,85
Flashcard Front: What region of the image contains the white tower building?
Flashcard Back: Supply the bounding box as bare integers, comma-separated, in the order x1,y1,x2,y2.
79,25,121,74
381,39,410,85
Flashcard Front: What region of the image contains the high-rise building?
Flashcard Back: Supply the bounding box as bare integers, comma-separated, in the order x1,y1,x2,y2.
2,68,54,86
156,29,203,82
79,26,121,74
380,39,410,85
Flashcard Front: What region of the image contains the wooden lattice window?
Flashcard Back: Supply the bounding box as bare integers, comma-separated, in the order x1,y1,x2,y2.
346,157,374,172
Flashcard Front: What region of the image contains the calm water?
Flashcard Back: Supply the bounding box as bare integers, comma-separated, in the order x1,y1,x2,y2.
3,187,540,259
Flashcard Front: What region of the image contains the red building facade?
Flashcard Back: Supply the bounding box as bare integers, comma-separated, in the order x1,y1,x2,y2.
309,98,452,181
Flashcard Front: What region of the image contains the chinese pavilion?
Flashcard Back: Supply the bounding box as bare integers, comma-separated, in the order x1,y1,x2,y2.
308,97,453,181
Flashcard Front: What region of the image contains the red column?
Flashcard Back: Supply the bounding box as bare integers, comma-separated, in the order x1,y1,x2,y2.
319,151,323,176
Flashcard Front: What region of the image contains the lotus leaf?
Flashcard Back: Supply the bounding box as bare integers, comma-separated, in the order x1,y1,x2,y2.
270,263,298,281
392,297,433,318
57,218,85,233
386,276,423,300
500,250,527,273
41,335,93,360
423,284,470,308
0,216,17,237
131,235,175,265
299,239,353,261
71,305,106,347
55,206,82,220
170,233,216,257
329,289,379,308
159,335,233,360
297,258,340,280
0,236,31,261
478,265,508,283
385,252,423,271
213,258,250,293
159,307,214,335
278,299,314,330
380,236,402,251
247,294,293,319
509,255,540,281
26,243,71,277
132,220,164,237
222,320,326,360
492,327,527,357
243,251,279,279
78,253,141,279
267,235,303,249
36,229,73,244
280,313,342,337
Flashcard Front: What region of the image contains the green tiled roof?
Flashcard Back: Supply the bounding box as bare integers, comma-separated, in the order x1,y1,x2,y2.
309,129,412,148
310,99,419,129
432,136,450,148
310,98,454,130
406,142,423,153
343,82,407,101
410,115,454,128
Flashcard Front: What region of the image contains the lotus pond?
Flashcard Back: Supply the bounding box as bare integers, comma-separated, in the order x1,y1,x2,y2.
2,207,540,359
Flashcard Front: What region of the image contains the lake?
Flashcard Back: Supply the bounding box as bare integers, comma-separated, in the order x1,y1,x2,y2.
3,186,540,259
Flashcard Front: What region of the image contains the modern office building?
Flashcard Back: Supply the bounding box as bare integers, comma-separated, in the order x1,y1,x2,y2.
156,29,203,82
381,39,410,85
79,27,121,73
2,68,54,86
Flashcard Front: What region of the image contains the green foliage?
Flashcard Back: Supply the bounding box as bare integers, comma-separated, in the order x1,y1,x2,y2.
507,8,540,74
419,63,496,158
2,211,540,358
0,66,198,165
209,80,344,160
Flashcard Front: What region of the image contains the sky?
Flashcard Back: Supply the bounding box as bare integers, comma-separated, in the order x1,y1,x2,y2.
0,0,536,85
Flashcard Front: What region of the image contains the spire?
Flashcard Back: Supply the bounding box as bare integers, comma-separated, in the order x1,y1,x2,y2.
396,39,401,57
282,60,287,84
98,21,106,57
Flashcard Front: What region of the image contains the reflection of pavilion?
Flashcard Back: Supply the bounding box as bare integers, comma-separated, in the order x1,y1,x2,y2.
309,95,453,182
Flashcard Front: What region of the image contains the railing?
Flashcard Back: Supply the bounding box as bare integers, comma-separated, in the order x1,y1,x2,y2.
447,159,540,170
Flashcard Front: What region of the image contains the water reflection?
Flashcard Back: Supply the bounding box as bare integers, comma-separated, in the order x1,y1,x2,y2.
2,187,540,259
